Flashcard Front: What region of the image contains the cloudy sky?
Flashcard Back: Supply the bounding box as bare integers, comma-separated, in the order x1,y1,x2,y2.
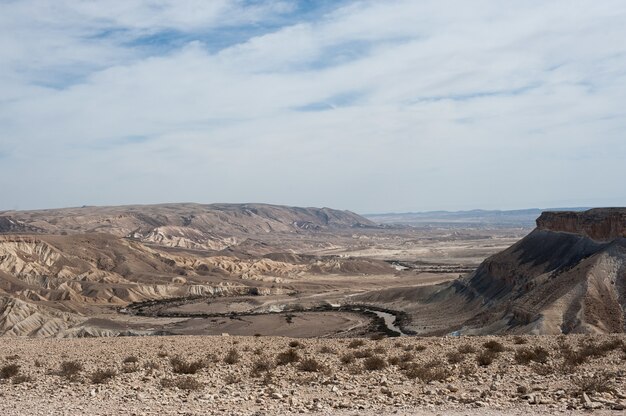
1,0,625,213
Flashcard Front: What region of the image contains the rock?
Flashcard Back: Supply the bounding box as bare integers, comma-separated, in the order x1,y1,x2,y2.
271,393,283,400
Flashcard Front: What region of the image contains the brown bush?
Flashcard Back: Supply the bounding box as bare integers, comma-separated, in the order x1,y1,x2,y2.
298,358,322,373
513,336,527,345
340,353,355,365
170,356,205,374
363,356,387,371
354,349,373,359
0,363,20,379
574,372,614,394
276,349,300,366
223,349,240,365
404,360,451,382
251,358,274,377
288,340,302,348
90,369,116,384
476,350,498,367
348,340,366,349
319,346,336,354
447,351,465,364
58,361,83,381
515,347,550,365
12,374,33,385
483,340,505,352
123,356,139,364
161,376,203,391
457,344,476,354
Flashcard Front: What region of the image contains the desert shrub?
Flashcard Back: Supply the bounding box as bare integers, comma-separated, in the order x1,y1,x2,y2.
288,340,302,348
457,344,476,354
348,340,366,349
157,351,168,358
476,350,498,367
459,363,477,378
161,376,203,391
515,347,550,365
340,353,355,365
276,349,300,366
223,349,240,365
58,361,83,381
483,340,505,352
363,356,387,371
388,355,401,366
170,356,205,374
251,358,274,377
12,375,33,384
531,362,554,376
298,358,322,373
123,356,139,364
413,345,427,352
597,338,624,353
513,336,527,345
253,347,263,356
404,360,451,382
373,346,387,354
354,349,373,359
0,363,20,379
574,372,614,394
33,360,43,368
447,351,465,364
402,344,414,352
224,374,241,385
143,360,160,371
90,368,116,384
319,346,336,354
5,354,20,361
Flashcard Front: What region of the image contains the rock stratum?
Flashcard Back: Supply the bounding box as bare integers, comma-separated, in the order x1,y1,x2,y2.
416,208,626,335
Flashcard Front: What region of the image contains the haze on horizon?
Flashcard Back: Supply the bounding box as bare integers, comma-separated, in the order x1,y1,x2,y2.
1,0,625,214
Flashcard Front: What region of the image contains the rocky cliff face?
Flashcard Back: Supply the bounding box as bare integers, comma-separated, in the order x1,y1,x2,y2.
536,208,626,242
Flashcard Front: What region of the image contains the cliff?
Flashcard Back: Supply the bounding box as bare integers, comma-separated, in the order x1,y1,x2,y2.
536,208,626,242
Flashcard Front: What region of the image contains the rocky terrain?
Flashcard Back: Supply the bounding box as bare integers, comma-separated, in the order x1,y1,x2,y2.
361,208,626,336
0,334,624,415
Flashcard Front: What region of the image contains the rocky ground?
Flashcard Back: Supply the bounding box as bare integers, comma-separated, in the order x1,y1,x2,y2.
0,334,624,415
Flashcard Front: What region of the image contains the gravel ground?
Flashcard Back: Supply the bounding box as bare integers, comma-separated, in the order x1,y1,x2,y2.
0,334,624,415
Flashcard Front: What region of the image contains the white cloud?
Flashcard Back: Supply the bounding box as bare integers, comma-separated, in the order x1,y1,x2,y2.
0,0,625,212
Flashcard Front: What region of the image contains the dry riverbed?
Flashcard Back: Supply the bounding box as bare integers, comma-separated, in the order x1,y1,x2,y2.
0,334,625,415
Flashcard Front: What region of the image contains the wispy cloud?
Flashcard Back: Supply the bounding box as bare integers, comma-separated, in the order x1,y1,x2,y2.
0,0,625,211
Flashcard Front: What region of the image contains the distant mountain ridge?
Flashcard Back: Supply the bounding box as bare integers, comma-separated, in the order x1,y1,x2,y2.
365,207,591,227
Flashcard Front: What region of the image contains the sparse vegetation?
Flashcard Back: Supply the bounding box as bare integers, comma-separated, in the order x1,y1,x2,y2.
447,351,465,364
573,372,614,394
251,357,274,376
58,360,83,381
90,368,116,384
288,340,302,348
276,348,300,365
457,344,476,354
319,346,336,354
363,356,387,371
404,360,451,382
348,339,365,349
514,346,550,365
513,336,527,345
0,363,20,379
123,356,139,364
340,353,355,365
298,358,322,373
170,356,206,374
476,350,498,367
161,376,203,391
224,349,240,365
353,349,373,359
12,374,33,384
483,340,505,352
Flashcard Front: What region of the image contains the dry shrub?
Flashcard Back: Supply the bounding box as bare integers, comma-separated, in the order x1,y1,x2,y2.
373,346,387,354
251,358,274,377
298,358,322,373
288,340,303,348
170,356,205,374
363,356,387,371
514,346,550,365
224,373,241,385
123,356,139,364
354,349,373,359
414,345,427,352
162,376,203,391
58,361,83,381
0,363,20,379
458,344,477,354
319,346,336,354
90,368,116,384
483,340,505,352
5,355,20,361
340,353,355,365
476,350,498,367
276,349,300,366
223,349,240,365
513,336,528,345
447,351,465,364
348,340,366,349
404,360,451,382
459,363,477,378
143,360,160,371
574,372,614,394
12,375,33,385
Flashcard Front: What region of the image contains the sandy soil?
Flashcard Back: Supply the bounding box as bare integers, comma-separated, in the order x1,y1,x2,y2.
0,334,624,415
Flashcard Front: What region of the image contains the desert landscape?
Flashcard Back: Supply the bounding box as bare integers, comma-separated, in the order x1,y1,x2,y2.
0,204,624,415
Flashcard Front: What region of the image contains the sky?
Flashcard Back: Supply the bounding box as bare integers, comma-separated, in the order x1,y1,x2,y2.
1,0,625,214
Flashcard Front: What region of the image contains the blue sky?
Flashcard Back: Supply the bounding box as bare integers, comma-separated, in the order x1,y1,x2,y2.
0,0,625,213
